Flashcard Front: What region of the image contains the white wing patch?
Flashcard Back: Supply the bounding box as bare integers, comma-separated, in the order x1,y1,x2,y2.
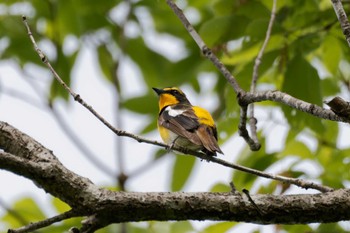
165,106,185,117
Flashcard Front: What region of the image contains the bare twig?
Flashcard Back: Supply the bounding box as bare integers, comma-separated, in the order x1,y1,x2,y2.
8,210,79,233
165,0,350,155
22,15,166,150
242,189,264,216
248,0,277,147
331,0,350,47
166,0,264,150
229,181,240,195
251,0,277,92
238,105,261,151
200,152,333,193
165,0,244,96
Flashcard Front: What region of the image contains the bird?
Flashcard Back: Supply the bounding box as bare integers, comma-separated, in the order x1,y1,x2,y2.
153,87,223,156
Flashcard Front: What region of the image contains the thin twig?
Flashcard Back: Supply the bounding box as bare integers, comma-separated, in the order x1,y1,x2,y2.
165,0,262,150
331,0,350,47
248,0,277,147
242,189,264,216
22,15,165,149
229,181,240,195
198,153,333,193
251,0,277,92
8,209,79,233
165,0,244,96
238,105,261,151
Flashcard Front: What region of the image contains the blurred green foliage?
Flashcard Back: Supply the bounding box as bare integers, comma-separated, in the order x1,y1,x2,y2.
1,0,350,232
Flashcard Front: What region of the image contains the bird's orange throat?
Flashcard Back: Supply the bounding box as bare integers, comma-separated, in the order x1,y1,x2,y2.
158,93,179,111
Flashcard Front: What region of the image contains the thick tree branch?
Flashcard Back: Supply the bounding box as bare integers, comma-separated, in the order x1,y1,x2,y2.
0,121,347,232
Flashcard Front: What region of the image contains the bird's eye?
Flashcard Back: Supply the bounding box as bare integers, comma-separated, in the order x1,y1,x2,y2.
172,90,179,94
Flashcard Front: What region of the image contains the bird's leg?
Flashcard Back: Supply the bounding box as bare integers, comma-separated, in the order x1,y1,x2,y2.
166,136,179,153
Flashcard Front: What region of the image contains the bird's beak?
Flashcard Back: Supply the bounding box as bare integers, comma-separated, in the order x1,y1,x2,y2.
152,87,164,96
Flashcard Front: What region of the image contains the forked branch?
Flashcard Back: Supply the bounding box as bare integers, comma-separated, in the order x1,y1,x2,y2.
21,16,334,192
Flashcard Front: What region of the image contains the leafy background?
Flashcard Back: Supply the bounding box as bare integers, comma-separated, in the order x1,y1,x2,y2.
1,0,350,232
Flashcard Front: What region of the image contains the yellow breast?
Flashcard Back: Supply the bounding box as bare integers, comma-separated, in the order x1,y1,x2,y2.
157,124,178,144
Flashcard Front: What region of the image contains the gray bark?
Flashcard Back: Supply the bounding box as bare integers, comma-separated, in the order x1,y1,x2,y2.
0,121,349,231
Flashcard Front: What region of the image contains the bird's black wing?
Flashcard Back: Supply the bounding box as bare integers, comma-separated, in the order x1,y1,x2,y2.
159,105,202,145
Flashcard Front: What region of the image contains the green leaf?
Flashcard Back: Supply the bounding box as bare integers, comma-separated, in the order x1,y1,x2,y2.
282,224,313,233
55,0,114,38
199,15,249,47
319,120,338,146
289,32,323,56
170,221,194,233
245,18,270,41
222,34,284,66
148,222,171,233
52,197,71,213
217,115,239,144
122,94,158,114
210,182,231,192
153,149,168,160
316,223,348,233
212,0,234,16
126,37,172,87
0,16,42,66
282,54,324,134
279,140,313,159
317,148,345,188
321,35,342,75
237,1,270,19
228,49,282,91
321,78,340,97
171,155,196,191
140,118,158,135
1,197,45,228
202,222,236,233
233,138,278,190
97,44,118,84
